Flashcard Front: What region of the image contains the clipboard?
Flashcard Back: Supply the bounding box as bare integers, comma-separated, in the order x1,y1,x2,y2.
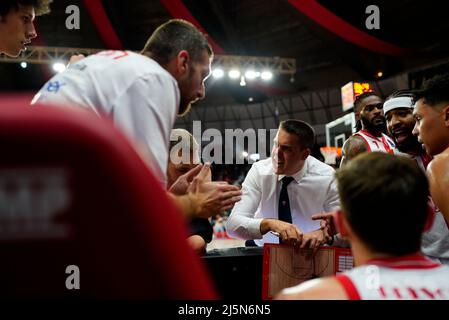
262,244,354,299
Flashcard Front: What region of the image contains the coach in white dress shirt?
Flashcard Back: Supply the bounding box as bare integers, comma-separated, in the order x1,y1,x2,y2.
227,120,340,247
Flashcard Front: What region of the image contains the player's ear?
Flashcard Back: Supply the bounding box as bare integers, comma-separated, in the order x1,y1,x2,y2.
443,104,449,127
301,148,311,160
176,50,190,75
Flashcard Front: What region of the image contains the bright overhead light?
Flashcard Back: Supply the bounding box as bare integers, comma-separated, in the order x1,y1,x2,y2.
248,97,254,102
52,62,66,73
249,153,260,161
229,69,240,79
242,151,249,158
261,71,273,81
212,68,224,78
245,70,257,80
20,62,28,69
377,71,383,78
240,76,246,86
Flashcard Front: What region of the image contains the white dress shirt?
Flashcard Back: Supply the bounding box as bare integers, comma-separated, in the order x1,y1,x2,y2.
227,156,340,246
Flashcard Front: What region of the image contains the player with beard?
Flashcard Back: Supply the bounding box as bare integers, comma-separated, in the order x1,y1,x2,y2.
385,90,432,169
31,19,242,220
340,92,396,167
32,19,211,185
385,90,449,265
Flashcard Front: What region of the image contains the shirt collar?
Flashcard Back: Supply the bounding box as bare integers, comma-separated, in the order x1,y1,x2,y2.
277,157,308,183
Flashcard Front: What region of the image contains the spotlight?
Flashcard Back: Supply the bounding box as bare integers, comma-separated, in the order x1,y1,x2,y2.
242,151,249,158
20,62,28,69
377,71,383,78
52,62,66,73
249,153,260,162
229,69,241,79
248,97,254,102
261,71,273,81
245,70,257,80
212,68,224,78
240,76,246,87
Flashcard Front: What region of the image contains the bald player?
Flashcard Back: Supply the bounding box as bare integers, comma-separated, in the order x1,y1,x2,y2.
277,153,449,300
413,73,449,226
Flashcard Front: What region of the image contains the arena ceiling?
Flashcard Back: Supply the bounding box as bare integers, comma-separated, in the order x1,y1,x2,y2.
2,0,449,141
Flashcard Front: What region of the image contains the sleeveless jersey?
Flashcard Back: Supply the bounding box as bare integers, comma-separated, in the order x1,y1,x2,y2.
353,129,397,154
335,254,449,300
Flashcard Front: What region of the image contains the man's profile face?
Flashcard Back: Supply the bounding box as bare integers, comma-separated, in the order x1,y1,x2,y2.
358,96,385,131
412,99,449,156
386,108,416,151
271,128,308,175
177,49,211,116
0,5,37,57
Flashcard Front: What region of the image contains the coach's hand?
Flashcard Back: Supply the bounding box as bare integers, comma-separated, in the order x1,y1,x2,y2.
300,229,326,249
260,219,303,246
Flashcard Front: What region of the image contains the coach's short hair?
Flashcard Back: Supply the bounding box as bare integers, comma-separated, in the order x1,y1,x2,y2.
279,119,315,150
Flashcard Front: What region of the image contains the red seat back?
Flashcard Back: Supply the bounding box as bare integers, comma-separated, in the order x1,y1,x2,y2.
0,99,218,299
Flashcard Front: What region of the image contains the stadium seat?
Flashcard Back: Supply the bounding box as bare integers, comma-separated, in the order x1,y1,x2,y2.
0,98,217,299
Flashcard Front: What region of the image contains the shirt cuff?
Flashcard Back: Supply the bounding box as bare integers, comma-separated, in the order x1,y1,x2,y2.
246,218,265,239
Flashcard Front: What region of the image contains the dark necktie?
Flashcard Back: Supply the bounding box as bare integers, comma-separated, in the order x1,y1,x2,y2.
278,176,295,224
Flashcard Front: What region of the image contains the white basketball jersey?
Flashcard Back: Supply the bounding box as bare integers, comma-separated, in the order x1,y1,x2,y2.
32,51,180,188
353,129,397,154
335,254,449,300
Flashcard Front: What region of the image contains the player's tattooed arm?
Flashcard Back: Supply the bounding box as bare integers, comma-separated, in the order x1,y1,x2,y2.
340,136,368,168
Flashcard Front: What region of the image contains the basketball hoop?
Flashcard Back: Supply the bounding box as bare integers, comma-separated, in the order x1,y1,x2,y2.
320,146,342,165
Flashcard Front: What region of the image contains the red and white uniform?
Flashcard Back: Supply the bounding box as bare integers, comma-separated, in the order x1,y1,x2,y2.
353,129,397,154
335,254,449,300
395,150,433,173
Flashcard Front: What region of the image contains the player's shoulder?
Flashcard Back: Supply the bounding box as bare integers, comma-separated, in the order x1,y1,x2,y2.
90,52,167,76
276,277,348,300
346,133,366,145
343,134,368,154
306,156,335,176
428,150,449,175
